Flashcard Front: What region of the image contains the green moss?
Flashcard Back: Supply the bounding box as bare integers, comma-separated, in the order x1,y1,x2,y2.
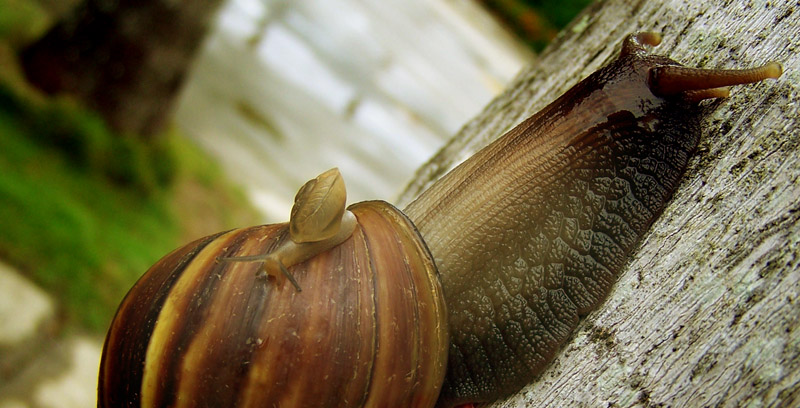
0,84,178,194
0,114,173,330
0,81,259,333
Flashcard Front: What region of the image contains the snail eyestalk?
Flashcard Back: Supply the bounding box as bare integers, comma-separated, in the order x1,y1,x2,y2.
217,168,357,292
216,253,304,292
621,31,662,56
684,87,731,102
649,61,782,99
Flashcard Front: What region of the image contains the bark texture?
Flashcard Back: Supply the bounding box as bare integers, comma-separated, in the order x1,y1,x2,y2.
20,0,223,137
398,0,800,406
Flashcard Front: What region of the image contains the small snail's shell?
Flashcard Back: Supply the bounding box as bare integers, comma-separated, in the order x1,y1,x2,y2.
98,201,448,408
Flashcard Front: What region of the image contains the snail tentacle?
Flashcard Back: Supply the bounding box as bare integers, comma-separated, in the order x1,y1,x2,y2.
621,31,662,56
649,61,782,98
216,253,302,292
218,168,357,291
216,210,356,292
684,86,731,102
101,33,783,408
405,33,782,406
216,254,271,262
266,257,302,292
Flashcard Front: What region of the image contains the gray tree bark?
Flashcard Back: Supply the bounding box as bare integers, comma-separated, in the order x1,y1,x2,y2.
398,0,800,406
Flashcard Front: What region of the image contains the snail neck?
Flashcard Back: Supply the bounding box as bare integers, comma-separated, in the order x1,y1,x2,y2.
402,54,700,406
404,53,670,283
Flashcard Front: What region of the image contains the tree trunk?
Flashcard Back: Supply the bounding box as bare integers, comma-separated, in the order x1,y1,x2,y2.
19,0,223,138
398,0,800,406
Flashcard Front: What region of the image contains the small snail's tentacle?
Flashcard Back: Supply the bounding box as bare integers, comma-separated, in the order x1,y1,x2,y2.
621,32,662,56
217,210,356,292
275,210,357,271
217,169,357,292
264,258,303,292
216,254,270,262
215,254,305,292
649,62,782,99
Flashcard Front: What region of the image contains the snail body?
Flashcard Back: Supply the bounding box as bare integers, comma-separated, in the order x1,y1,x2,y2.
405,33,781,406
99,33,781,407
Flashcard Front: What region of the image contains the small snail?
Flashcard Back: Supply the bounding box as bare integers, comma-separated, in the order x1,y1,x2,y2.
98,33,782,407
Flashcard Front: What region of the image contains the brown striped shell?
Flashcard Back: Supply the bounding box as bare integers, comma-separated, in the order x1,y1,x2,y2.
98,200,448,407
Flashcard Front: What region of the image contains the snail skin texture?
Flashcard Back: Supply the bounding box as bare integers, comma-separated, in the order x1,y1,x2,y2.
98,33,781,408
404,32,781,406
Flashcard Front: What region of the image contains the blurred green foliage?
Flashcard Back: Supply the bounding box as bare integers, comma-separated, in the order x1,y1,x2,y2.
0,82,258,332
0,0,261,334
0,86,178,330
0,85,177,194
0,0,591,334
479,0,593,51
0,0,50,47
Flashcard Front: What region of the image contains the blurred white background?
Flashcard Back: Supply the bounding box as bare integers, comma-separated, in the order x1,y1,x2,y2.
175,0,533,221
0,1,533,406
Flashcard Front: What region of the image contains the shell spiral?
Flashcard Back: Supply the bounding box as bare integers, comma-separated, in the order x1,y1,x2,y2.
99,33,781,408
98,201,448,408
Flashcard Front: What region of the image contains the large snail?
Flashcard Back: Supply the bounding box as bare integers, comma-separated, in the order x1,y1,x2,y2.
98,33,782,407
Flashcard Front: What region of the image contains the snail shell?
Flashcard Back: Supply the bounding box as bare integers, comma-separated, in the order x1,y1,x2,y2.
98,200,448,407
99,33,783,408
